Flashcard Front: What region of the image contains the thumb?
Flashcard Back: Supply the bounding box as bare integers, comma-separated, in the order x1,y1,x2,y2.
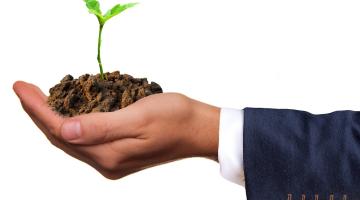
60,111,134,145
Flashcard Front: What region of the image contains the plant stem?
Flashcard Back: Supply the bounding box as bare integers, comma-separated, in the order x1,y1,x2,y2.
97,23,105,80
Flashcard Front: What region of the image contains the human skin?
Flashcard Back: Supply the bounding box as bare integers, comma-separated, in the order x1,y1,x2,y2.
13,81,220,179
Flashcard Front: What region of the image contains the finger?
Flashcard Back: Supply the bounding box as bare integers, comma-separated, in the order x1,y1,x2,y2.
13,81,88,158
13,81,119,174
25,106,106,173
60,106,143,145
13,81,47,102
13,81,63,135
13,81,143,145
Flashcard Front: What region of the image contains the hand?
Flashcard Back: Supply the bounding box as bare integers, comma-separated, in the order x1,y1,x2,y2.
13,81,220,179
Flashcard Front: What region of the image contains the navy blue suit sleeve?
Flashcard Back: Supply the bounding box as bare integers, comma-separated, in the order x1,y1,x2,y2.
243,108,360,200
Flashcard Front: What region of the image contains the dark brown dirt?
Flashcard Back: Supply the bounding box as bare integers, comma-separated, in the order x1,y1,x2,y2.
47,71,163,117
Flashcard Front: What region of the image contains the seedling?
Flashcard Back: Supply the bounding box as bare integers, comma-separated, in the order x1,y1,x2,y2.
47,1,162,116
83,0,137,80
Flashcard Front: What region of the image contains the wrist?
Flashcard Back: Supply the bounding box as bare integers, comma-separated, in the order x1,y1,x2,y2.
186,99,220,160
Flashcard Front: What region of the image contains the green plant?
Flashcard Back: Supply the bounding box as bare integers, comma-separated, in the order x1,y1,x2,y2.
83,0,137,80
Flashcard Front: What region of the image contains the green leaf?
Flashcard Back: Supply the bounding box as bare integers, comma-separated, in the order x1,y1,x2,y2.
103,3,138,22
84,0,103,20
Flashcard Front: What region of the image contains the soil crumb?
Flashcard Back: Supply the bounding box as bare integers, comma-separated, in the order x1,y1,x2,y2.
48,71,163,117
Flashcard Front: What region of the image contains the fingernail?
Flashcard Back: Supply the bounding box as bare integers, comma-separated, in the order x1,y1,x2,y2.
61,121,81,141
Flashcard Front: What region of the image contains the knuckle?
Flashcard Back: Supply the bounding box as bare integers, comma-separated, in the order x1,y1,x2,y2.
99,123,112,143
96,156,128,178
98,157,120,172
47,135,61,148
100,171,120,180
47,123,61,137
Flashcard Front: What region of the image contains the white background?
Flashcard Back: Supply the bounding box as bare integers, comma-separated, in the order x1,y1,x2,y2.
1,0,360,199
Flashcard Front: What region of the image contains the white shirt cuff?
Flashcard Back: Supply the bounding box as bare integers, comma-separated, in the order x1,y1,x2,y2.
218,108,245,186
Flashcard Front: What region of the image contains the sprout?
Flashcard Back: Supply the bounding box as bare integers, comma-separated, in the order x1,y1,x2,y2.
83,0,138,80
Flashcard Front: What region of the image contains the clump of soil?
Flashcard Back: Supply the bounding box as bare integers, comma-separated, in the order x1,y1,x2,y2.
48,71,163,117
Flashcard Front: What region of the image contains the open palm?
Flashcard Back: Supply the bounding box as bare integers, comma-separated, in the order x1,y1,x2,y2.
13,81,219,179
